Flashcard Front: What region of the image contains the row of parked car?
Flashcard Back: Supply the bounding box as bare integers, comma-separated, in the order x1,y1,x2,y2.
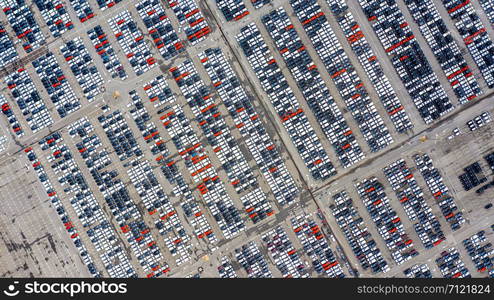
128,90,169,158
0,94,24,136
412,154,448,192
289,1,393,153
68,120,113,191
96,115,140,198
88,223,135,278
5,67,54,132
442,0,494,88
199,48,299,206
108,10,156,76
436,248,471,278
262,225,309,278
448,127,462,140
71,116,169,277
67,119,142,277
485,151,494,173
415,153,465,231
69,0,94,23
383,159,444,249
217,256,237,278
33,51,80,118
330,191,389,274
172,59,258,194
236,23,336,180
240,188,273,224
251,0,270,9
159,103,245,239
127,157,192,266
263,6,366,169
1,0,46,53
173,59,277,225
127,90,193,266
475,180,494,196
467,111,492,131
96,0,123,11
235,241,273,278
121,217,169,278
25,146,102,277
155,103,217,244
326,0,413,134
459,161,487,191
216,0,249,21
45,127,137,278
356,177,418,264
60,37,104,101
358,0,454,124
87,25,128,80
33,0,73,37
291,214,345,277
404,0,482,104
99,110,142,161
0,23,18,68
404,264,432,278
166,0,211,44
144,75,175,109
136,0,184,60
480,0,494,29
463,231,494,276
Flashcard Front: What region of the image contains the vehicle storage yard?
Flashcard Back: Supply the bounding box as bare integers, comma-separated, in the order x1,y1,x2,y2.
0,0,493,279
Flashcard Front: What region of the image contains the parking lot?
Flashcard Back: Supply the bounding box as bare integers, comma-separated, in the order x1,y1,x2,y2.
0,0,494,278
